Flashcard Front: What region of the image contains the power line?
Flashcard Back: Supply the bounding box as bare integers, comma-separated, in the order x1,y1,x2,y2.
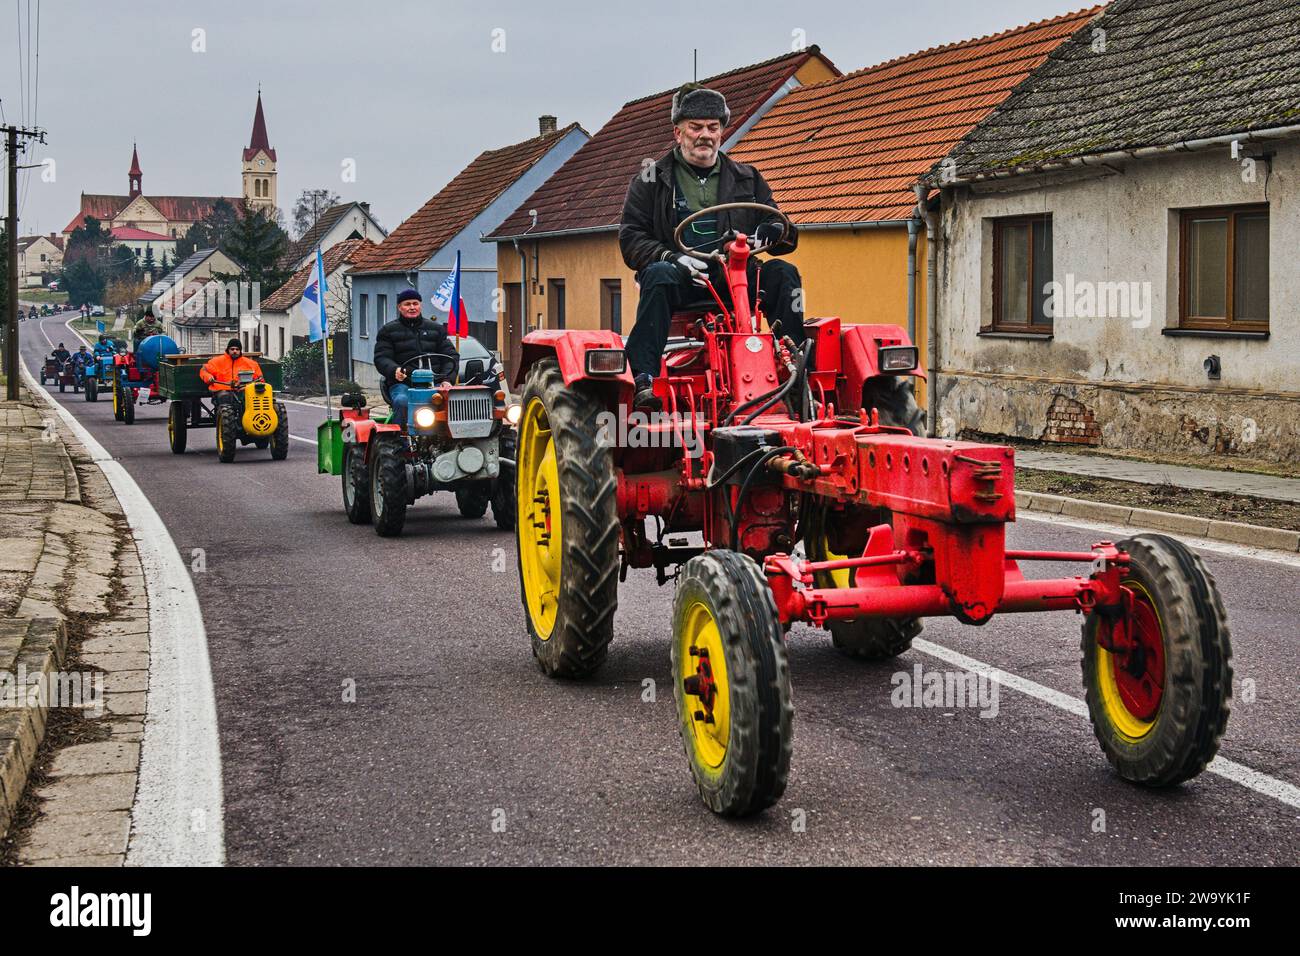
19,0,39,218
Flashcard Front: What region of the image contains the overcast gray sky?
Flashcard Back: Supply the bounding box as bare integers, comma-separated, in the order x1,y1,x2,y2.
3,0,1093,237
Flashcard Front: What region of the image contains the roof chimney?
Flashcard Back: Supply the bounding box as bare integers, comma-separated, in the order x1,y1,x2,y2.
539,115,557,136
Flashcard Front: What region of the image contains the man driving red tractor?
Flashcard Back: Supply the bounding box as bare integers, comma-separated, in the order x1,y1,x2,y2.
620,83,804,410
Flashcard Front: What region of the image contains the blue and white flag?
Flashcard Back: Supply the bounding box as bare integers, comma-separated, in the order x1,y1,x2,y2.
299,248,328,342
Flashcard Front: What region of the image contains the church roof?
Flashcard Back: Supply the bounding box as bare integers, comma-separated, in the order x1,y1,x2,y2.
112,226,174,241
64,194,243,235
129,144,142,177
243,91,276,162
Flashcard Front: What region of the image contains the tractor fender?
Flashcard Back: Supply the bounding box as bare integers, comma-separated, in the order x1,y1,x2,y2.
839,323,925,413
343,417,402,450
513,329,635,391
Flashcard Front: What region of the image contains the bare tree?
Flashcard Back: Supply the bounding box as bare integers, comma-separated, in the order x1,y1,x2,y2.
292,188,343,239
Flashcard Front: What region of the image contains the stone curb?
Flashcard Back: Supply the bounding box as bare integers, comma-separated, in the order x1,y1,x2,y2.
0,619,68,839
1015,491,1300,553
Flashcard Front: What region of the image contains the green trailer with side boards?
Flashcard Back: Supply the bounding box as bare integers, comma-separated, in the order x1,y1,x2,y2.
159,353,289,462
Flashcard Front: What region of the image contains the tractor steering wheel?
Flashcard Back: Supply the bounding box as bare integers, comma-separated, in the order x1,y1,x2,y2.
400,352,458,383
673,202,792,261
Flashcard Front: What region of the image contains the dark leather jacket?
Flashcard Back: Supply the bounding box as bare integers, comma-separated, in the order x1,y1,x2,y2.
619,149,797,274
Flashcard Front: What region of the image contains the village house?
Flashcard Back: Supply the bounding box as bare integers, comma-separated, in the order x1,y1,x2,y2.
260,238,375,360
17,233,63,286
109,226,176,272
483,48,841,378
347,116,588,389
725,10,1098,409
923,0,1300,465
281,201,387,273
142,247,247,353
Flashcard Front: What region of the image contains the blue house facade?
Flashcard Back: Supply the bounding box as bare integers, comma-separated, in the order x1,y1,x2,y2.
348,118,587,388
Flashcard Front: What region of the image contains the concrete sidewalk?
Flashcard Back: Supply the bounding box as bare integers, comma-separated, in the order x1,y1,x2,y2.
1015,449,1300,504
0,385,149,866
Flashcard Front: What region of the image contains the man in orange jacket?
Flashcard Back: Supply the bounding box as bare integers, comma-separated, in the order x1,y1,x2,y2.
200,338,264,393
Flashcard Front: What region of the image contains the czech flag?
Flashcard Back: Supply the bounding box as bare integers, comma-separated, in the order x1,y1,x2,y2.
432,250,470,337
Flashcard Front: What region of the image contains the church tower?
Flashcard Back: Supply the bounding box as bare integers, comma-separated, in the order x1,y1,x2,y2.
242,90,277,211
128,143,142,198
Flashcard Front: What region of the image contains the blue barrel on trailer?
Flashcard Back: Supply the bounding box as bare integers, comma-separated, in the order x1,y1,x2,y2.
134,334,180,370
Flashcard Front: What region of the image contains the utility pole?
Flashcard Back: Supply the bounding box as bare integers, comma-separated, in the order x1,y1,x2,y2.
4,123,46,401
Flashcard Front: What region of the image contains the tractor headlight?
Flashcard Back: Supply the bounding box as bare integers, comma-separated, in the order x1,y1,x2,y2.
413,405,437,430
878,345,919,373
506,402,522,426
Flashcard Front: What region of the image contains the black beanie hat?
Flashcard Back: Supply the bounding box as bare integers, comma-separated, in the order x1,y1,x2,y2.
226,338,242,350
397,288,421,304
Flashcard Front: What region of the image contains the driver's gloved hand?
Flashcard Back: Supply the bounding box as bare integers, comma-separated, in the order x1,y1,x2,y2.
674,254,708,286
754,222,783,247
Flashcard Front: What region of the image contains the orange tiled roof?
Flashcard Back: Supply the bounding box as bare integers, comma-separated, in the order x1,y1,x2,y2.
487,47,841,240
728,8,1103,224
350,124,584,275
262,238,376,312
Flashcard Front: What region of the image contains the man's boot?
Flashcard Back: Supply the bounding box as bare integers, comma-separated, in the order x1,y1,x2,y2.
633,373,662,412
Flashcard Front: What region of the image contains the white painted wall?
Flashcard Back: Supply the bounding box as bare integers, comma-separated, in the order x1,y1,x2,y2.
933,137,1300,462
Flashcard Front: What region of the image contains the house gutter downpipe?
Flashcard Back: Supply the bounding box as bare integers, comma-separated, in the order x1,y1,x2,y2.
914,182,938,436
906,216,920,343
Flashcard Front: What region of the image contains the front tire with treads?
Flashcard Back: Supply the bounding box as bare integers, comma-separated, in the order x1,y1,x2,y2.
216,404,238,462
370,437,408,537
1082,533,1232,787
672,550,794,816
516,358,618,678
342,444,371,524
270,402,289,459
455,482,492,519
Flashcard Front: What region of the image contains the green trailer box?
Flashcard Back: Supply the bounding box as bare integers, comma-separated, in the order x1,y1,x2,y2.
159,354,283,400
318,418,343,475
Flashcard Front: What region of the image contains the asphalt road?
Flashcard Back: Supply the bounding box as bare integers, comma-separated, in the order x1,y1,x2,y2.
21,312,1300,865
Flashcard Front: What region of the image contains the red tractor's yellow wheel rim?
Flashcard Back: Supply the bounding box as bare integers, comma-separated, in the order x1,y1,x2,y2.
1096,581,1165,741
518,396,562,640
112,384,120,416
679,600,731,773
822,533,852,589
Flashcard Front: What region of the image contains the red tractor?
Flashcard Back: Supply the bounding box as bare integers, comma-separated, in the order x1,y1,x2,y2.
513,202,1232,817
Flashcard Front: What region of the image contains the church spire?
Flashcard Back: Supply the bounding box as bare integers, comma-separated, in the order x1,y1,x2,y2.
243,90,276,162
128,142,142,197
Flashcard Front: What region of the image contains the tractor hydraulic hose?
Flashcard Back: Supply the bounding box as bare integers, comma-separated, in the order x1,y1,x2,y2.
724,339,812,427
739,340,813,427
728,445,797,549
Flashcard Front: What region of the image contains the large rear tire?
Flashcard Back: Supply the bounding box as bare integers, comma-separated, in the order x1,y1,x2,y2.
672,550,793,817
1082,534,1232,787
863,375,925,436
168,401,187,454
85,378,98,402
342,444,371,525
516,358,618,678
121,385,135,425
370,437,408,537
804,502,921,660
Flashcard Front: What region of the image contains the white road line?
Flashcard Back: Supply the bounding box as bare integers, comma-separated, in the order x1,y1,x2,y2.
19,361,226,865
1019,511,1300,569
913,637,1300,811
